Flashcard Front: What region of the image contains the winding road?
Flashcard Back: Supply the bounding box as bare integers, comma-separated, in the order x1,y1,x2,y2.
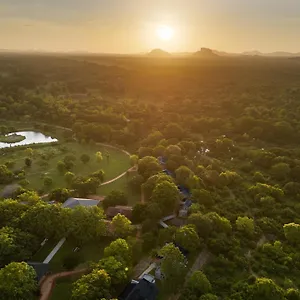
39,269,87,300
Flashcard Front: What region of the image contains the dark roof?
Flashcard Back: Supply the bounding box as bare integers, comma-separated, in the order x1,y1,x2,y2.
184,199,193,208
27,262,49,281
119,282,137,300
174,242,189,257
106,206,133,219
124,279,158,300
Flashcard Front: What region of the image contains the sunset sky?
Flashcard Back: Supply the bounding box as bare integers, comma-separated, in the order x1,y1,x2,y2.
1,0,300,53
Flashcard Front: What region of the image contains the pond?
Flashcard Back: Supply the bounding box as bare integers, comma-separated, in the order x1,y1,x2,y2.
0,131,58,149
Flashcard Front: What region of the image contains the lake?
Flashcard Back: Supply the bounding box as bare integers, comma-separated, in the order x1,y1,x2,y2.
0,131,58,149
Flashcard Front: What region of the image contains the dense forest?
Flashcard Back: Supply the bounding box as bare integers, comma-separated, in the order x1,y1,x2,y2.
0,53,300,300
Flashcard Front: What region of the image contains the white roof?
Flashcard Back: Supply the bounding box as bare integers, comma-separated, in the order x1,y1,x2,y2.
62,198,100,209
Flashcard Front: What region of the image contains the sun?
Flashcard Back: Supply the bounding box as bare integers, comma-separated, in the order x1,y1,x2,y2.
156,25,174,41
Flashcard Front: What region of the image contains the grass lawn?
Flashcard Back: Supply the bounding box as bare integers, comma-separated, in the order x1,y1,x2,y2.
0,141,130,192
50,274,82,300
49,237,112,272
97,171,141,205
31,239,61,262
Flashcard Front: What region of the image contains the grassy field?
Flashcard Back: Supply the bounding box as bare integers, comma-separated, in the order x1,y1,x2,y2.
97,170,141,205
32,237,112,272
0,141,130,192
50,274,82,300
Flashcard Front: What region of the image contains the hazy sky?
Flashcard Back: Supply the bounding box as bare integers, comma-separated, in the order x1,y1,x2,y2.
1,0,300,53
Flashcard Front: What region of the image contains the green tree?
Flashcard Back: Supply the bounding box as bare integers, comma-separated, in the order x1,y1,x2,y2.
187,212,213,239
72,269,111,300
271,163,291,181
0,262,37,300
286,288,300,300
17,190,40,205
186,271,212,296
80,154,90,164
0,164,13,184
283,223,300,245
96,151,103,163
43,176,53,188
236,216,255,236
159,243,187,293
128,174,144,194
24,157,32,167
158,227,176,246
142,173,174,200
165,144,182,157
131,203,147,224
69,206,106,244
103,190,128,209
249,277,285,300
151,180,180,214
65,171,75,186
0,200,27,228
175,166,194,187
138,156,161,179
199,294,218,300
57,161,66,174
130,154,139,166
191,189,214,207
49,188,71,203
104,239,132,266
25,147,34,157
175,225,201,252
97,256,128,285
111,214,133,238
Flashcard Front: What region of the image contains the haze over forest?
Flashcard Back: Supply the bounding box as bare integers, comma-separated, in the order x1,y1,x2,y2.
1,0,300,53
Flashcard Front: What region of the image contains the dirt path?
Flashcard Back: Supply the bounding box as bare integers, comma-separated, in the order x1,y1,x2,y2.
39,269,87,300
100,166,135,186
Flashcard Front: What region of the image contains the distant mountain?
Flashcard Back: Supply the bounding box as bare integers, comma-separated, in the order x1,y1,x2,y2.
194,48,219,58
243,50,300,57
148,49,171,57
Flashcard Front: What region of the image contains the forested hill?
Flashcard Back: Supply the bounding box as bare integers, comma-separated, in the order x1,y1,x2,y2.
0,54,300,149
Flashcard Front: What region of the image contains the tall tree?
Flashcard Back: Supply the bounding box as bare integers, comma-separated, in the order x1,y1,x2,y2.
175,225,201,252
104,239,132,266
283,223,300,245
159,243,187,293
97,256,128,285
186,271,212,296
151,181,180,214
80,154,90,164
0,262,37,300
111,214,133,238
72,269,111,300
96,151,103,163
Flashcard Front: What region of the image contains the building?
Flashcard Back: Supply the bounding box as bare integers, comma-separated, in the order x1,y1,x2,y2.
62,198,100,209
119,274,158,300
106,205,133,219
27,262,49,283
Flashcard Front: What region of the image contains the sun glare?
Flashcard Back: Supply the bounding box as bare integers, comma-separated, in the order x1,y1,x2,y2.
156,25,174,41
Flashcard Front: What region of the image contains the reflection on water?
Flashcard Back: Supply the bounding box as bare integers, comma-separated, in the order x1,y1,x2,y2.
0,131,58,149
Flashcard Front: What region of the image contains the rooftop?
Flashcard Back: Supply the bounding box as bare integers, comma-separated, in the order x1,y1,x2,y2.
62,198,100,209
27,262,49,282
119,276,158,300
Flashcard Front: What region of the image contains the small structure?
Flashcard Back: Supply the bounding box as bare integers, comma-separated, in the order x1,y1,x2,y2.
106,205,133,219
119,274,158,300
27,262,49,283
62,198,100,209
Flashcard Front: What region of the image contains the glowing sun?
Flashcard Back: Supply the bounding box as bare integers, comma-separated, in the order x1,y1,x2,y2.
156,25,174,41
